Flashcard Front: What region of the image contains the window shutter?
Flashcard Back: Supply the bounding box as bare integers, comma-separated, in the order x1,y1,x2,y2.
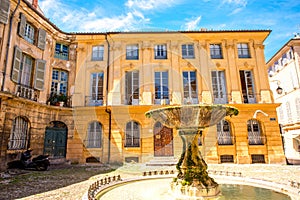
11,46,22,83
34,59,46,90
18,13,26,38
37,28,46,50
0,0,10,24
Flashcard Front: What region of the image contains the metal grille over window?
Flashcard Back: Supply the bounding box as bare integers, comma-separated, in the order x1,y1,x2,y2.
217,120,233,145
247,119,265,145
8,117,29,150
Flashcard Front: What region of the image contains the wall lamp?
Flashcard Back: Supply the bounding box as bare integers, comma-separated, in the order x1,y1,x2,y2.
270,80,283,95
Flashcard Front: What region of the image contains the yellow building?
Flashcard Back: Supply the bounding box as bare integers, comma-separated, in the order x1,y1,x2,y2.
0,0,286,170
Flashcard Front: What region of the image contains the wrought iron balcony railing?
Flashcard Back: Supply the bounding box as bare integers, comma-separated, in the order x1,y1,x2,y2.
85,96,104,106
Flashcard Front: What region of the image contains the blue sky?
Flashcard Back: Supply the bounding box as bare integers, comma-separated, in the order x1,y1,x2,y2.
39,0,300,61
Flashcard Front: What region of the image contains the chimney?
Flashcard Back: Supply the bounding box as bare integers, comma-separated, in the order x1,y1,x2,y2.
32,0,38,9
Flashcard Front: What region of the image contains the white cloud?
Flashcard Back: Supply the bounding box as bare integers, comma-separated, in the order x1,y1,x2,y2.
222,0,247,7
125,0,180,11
183,16,202,31
39,0,180,32
39,0,147,32
221,0,247,15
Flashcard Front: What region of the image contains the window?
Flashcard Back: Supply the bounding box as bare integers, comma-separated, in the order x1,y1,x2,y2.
155,44,167,59
220,155,234,163
295,98,300,120
247,119,264,145
211,71,227,104
0,0,10,24
217,120,233,145
239,70,255,103
155,71,169,104
92,45,104,61
210,44,223,59
24,23,35,44
8,117,30,150
55,43,69,60
182,44,194,58
251,154,265,163
125,71,139,105
51,69,68,95
126,44,139,60
90,72,104,106
18,13,46,49
11,46,46,90
183,71,198,104
86,121,102,148
125,121,140,147
286,102,292,123
237,43,250,58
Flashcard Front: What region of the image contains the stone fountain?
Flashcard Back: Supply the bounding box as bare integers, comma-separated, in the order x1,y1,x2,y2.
145,104,239,199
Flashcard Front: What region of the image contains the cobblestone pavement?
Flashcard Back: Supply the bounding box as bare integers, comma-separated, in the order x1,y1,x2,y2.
3,163,300,200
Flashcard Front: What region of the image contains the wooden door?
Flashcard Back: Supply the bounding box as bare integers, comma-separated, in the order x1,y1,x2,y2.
154,122,173,157
44,122,67,157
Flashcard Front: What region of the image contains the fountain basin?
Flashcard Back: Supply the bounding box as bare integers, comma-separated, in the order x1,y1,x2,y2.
96,177,291,200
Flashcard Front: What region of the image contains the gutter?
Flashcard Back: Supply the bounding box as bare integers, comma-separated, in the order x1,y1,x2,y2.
1,0,21,91
105,34,111,164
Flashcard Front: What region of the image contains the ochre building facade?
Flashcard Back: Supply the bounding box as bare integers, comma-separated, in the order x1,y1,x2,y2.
0,0,285,170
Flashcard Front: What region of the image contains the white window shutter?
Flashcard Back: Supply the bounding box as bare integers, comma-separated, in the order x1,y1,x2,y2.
11,46,22,83
18,13,26,38
37,28,46,50
0,0,10,24
34,59,46,90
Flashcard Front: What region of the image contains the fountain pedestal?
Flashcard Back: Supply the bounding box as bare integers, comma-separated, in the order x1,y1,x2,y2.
145,105,238,199
171,129,220,198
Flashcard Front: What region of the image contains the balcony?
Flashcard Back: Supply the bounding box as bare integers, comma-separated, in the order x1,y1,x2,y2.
85,96,103,106
15,84,38,101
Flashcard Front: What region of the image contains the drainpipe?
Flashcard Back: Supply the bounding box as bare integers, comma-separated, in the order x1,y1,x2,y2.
105,34,111,164
1,0,21,91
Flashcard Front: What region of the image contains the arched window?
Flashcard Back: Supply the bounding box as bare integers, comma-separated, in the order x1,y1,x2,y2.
8,117,30,150
247,119,264,145
217,120,233,145
86,121,102,148
125,121,140,147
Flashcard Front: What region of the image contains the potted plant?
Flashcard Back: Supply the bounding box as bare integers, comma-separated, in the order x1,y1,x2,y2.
57,93,67,107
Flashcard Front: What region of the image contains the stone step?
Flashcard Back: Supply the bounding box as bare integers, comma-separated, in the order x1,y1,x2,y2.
146,157,178,166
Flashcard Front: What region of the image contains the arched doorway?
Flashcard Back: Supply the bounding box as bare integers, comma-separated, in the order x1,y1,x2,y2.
44,121,67,157
154,122,173,157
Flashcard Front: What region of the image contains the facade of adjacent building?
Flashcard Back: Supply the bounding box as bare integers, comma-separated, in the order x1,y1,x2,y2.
267,35,300,165
0,0,286,170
